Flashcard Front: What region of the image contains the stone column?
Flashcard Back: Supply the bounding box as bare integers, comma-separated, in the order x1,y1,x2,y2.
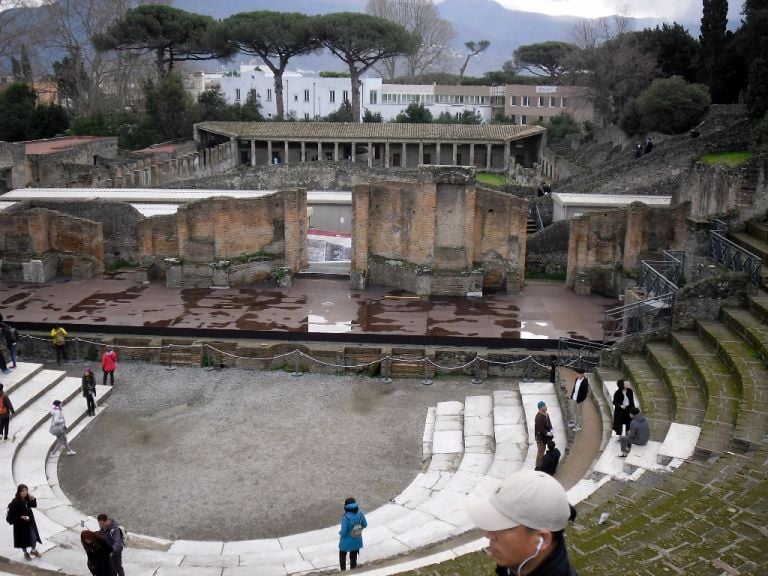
486,144,492,170
284,141,289,164
385,142,390,168
267,140,272,165
401,142,407,168
301,141,306,163
452,143,458,165
470,143,475,167
250,139,256,167
419,143,424,165
503,142,510,171
368,141,373,167
351,141,356,162
334,142,339,161
350,184,370,290
436,143,442,165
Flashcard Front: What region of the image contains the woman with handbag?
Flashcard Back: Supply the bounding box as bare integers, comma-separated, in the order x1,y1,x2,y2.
6,484,42,560
338,497,367,571
49,400,76,456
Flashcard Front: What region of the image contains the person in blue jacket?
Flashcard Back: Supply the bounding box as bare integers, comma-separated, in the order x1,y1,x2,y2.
339,497,367,571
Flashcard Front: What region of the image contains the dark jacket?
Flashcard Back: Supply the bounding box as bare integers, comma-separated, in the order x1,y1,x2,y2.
535,446,561,476
98,519,124,555
0,392,14,419
570,376,589,403
611,388,635,434
84,535,114,576
628,412,650,446
82,373,97,397
7,496,41,549
534,411,553,442
495,538,578,575
0,323,16,347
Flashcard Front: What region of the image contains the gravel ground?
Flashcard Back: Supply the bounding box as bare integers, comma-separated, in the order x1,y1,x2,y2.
57,362,511,541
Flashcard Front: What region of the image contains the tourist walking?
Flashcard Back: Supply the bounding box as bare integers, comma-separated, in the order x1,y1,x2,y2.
97,514,125,576
339,497,367,571
612,380,635,437
82,367,97,417
49,400,76,456
619,407,650,457
81,530,114,576
6,484,42,560
465,470,579,576
50,325,68,364
534,400,554,469
0,383,16,440
0,315,18,368
568,368,589,432
101,346,118,386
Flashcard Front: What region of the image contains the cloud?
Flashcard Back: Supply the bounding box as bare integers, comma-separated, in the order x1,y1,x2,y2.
494,0,697,20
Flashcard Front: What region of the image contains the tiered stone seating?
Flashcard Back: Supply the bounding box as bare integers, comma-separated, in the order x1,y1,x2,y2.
619,355,674,440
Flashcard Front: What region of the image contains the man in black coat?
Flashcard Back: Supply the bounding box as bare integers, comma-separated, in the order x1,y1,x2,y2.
568,368,589,432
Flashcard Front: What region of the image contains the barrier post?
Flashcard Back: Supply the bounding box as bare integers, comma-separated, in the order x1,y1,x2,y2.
291,349,303,377
421,358,433,386
523,356,534,382
165,345,176,371
471,356,483,385
380,356,393,384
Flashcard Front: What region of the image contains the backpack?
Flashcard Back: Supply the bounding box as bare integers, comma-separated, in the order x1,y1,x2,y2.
54,330,65,345
0,396,6,416
348,514,364,539
8,327,18,342
114,523,128,543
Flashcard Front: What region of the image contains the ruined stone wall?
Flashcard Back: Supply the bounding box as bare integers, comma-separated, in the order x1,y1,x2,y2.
0,141,30,191
473,188,528,291
22,201,143,268
676,153,768,223
138,215,178,269
526,219,570,277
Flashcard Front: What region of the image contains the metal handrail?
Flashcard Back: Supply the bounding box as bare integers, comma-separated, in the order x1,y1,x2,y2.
603,293,675,343
709,221,762,288
557,337,608,371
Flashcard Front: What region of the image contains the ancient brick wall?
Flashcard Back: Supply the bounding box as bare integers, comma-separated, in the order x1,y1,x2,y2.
0,142,30,190
526,219,570,277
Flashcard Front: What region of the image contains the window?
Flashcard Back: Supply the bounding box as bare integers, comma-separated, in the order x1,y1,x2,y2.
250,89,257,102
538,116,544,122
509,114,515,124
561,97,568,108
329,90,336,103
370,90,377,104
267,89,272,102
294,94,298,102
304,113,310,120
521,115,527,125
538,97,545,107
342,90,349,102
510,95,517,106
549,97,556,107
304,89,310,102
235,88,241,101
522,96,529,107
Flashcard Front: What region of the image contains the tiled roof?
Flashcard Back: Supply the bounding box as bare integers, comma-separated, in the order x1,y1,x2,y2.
196,121,544,142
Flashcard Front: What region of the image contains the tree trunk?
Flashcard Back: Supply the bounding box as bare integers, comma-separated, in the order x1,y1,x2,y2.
274,72,284,119
349,68,361,123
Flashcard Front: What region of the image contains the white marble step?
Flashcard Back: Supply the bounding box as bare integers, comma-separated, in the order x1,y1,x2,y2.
422,406,436,461
518,382,568,469
1,362,44,394
428,400,464,473
5,368,67,425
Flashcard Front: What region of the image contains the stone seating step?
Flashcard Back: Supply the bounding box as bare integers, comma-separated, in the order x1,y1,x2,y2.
619,355,673,441
657,422,700,465
428,401,464,473
746,219,768,243
670,332,738,457
518,382,567,469
422,406,436,462
2,362,44,394
643,342,706,427
747,294,768,324
730,230,768,266
722,306,768,362
696,320,768,451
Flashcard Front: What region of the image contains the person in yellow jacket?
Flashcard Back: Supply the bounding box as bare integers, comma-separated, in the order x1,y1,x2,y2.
50,325,68,364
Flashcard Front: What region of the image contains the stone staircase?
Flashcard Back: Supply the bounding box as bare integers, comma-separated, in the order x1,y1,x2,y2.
728,218,768,288
2,375,574,576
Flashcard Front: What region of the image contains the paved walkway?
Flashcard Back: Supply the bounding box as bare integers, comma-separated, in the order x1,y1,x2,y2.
0,276,617,341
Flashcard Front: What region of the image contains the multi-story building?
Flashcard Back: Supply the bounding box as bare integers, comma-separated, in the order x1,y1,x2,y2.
490,84,593,126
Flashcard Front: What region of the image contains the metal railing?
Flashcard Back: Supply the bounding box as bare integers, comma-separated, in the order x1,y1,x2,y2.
710,219,762,288
557,337,608,371
603,292,675,343
528,203,544,231
637,250,684,297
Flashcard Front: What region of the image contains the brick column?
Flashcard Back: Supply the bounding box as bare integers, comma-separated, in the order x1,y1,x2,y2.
486,144,492,169
368,142,373,167
469,143,475,167
350,184,370,290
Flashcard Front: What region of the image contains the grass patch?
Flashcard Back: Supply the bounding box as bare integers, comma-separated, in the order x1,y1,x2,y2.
525,270,567,281
699,151,753,166
476,171,508,186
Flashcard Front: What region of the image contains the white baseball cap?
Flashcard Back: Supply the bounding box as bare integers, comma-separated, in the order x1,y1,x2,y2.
465,470,570,532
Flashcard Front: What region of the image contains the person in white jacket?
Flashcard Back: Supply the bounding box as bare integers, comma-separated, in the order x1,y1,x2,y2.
49,400,76,456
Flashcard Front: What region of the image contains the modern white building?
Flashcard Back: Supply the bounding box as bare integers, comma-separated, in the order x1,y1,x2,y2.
552,193,673,221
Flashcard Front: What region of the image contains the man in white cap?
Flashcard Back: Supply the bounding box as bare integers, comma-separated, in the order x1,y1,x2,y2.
465,470,578,576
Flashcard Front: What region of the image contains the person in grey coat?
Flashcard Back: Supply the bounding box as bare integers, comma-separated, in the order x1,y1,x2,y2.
619,407,650,457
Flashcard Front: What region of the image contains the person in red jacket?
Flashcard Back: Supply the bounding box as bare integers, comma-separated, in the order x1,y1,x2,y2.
101,346,118,386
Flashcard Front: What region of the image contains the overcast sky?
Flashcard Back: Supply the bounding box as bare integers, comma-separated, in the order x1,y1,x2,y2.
493,0,744,22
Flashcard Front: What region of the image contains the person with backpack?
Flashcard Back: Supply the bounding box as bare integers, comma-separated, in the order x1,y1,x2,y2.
82,368,97,417
0,315,18,369
97,514,125,576
101,346,118,386
7,484,42,560
338,497,367,571
50,325,68,365
0,384,16,441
